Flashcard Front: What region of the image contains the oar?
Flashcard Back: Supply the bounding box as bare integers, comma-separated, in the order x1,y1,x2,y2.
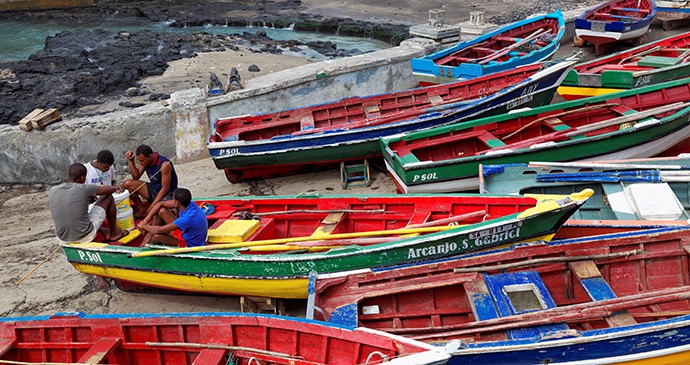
536,170,690,183
528,161,690,171
129,225,462,258
477,29,546,65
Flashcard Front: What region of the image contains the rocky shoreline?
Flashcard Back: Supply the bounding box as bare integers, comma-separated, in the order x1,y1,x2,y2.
0,0,411,124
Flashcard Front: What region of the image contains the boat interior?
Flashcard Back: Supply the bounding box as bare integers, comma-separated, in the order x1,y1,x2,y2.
435,17,561,67
0,314,428,365
588,0,653,22
388,82,690,166
315,228,690,343
209,65,543,143
106,195,537,255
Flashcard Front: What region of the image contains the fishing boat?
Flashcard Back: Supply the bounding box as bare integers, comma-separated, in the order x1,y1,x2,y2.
410,11,565,86
60,191,590,299
656,0,690,30
313,226,690,364
0,312,450,365
380,78,690,194
574,0,656,55
207,61,574,183
558,31,690,100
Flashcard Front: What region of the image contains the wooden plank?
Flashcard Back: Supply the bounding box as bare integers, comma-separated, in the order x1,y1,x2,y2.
77,337,122,364
192,348,227,365
17,108,44,132
240,296,285,315
310,212,345,238
0,336,17,358
29,108,62,130
569,260,637,327
463,276,501,321
427,95,444,105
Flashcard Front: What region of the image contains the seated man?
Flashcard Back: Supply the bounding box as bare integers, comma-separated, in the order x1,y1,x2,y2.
84,149,116,186
137,188,208,247
122,144,178,218
49,163,128,243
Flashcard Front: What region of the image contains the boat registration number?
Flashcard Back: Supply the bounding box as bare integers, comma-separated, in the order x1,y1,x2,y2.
591,21,606,32
412,172,438,183
77,250,103,263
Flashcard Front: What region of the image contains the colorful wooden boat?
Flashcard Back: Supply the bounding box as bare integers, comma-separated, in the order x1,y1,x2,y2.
313,226,690,364
207,61,574,183
558,32,690,100
0,312,451,365
656,0,690,30
574,0,656,55
60,191,590,299
410,11,565,86
380,78,690,194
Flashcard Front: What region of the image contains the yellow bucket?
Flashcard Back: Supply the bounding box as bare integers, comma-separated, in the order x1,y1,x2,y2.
116,209,135,231
113,191,131,214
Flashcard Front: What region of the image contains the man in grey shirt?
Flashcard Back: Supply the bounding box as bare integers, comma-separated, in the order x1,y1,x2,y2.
49,163,128,243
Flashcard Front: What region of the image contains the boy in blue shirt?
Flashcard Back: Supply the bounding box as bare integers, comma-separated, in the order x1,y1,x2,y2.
138,188,207,247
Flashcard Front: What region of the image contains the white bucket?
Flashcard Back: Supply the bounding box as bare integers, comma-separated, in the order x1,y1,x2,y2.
116,209,135,231
113,191,131,214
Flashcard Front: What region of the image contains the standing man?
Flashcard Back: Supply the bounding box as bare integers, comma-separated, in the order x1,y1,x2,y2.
84,149,116,186
122,145,178,218
137,188,208,247
49,163,128,243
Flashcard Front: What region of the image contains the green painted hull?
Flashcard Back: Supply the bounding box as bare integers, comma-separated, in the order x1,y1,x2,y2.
60,193,586,298
381,78,690,193
562,63,690,90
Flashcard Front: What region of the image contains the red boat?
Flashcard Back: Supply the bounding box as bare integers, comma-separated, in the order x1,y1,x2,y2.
0,312,450,365
314,226,690,335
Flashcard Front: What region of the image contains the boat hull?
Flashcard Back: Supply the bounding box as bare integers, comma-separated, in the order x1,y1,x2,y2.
208,61,573,183
61,193,587,298
574,0,656,55
411,11,565,85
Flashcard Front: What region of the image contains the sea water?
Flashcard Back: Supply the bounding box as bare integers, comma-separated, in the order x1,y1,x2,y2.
0,18,391,62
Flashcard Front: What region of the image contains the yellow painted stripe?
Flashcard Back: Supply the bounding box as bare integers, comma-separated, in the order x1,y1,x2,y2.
557,86,625,99
71,263,309,299
609,350,690,364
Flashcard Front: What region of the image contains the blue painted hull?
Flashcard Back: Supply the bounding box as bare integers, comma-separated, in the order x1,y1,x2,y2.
207,61,574,173
448,315,690,364
411,11,564,85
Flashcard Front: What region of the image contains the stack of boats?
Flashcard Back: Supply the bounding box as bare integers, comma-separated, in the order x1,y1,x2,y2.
6,5,690,365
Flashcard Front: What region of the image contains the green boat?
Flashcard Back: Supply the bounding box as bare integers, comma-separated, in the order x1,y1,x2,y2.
380,78,690,194
558,32,690,100
60,192,590,299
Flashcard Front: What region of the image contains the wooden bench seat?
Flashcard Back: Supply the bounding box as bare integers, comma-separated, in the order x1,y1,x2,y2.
611,6,651,14
77,338,122,364
569,260,637,327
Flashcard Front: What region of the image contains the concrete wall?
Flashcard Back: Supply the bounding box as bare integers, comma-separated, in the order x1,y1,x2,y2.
0,42,432,184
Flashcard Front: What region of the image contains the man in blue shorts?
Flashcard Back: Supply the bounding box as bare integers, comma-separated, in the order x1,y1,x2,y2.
137,188,208,247
122,144,178,218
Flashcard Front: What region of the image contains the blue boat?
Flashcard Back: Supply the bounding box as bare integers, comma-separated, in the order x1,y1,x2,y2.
575,0,656,55
313,226,690,365
207,60,574,183
410,11,565,86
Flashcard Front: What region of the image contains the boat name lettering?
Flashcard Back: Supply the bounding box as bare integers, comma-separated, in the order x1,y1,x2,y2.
77,250,103,263
521,84,538,96
407,241,459,259
465,226,521,248
412,172,438,183
634,75,653,87
507,94,534,110
220,148,239,157
469,222,523,239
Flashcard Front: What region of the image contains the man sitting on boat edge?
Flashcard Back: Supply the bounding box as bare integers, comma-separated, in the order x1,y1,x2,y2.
122,144,179,218
137,188,208,247
49,163,128,243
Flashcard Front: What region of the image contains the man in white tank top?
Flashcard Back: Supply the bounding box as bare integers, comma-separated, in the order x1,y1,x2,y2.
85,150,116,186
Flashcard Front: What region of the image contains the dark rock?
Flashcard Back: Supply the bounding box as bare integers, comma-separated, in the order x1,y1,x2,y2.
248,64,261,72
149,93,170,101
118,101,146,108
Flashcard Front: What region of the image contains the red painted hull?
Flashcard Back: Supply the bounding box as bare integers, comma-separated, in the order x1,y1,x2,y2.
0,313,444,365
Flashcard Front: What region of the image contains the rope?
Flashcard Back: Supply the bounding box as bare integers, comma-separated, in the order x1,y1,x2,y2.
15,245,62,286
